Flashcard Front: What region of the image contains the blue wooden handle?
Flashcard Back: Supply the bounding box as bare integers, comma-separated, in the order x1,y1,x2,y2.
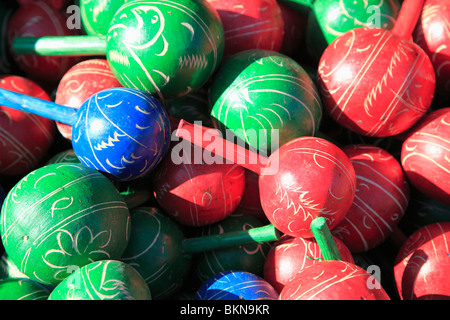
0,88,79,126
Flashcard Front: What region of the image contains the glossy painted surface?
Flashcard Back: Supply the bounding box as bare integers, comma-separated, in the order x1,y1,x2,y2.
209,49,322,155
193,213,272,285
279,260,390,300
394,222,450,300
414,0,450,97
7,1,79,84
318,27,435,137
48,260,151,300
106,0,224,100
195,270,279,300
263,234,354,293
55,59,122,140
205,0,284,56
0,75,55,176
307,0,400,58
80,0,126,36
0,278,50,300
401,108,450,204
151,141,245,226
259,136,356,238
0,164,131,286
332,144,409,253
120,207,191,300
72,87,171,181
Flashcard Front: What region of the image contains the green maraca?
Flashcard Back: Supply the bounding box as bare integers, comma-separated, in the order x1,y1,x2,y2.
209,49,322,156
46,149,155,210
48,259,151,300
0,163,131,286
12,0,225,100
0,278,51,300
279,0,400,59
120,207,281,299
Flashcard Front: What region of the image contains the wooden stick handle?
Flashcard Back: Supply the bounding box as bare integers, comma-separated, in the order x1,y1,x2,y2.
175,119,268,175
391,0,425,39
12,35,107,56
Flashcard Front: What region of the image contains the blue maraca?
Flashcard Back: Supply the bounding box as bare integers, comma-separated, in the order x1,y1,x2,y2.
194,270,278,300
0,87,171,181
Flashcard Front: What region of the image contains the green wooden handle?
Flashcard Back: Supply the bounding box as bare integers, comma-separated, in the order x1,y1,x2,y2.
182,224,281,254
12,35,107,56
310,217,342,261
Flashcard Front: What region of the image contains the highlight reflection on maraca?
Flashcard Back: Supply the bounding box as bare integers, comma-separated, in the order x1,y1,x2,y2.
0,87,171,181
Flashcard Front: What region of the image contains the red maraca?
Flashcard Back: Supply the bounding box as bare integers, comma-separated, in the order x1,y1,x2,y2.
205,0,285,57
401,108,450,204
0,75,55,176
151,139,245,227
414,0,450,98
263,233,354,293
278,217,390,300
394,222,450,300
332,144,410,253
55,59,122,140
7,1,79,85
176,120,356,238
317,0,435,138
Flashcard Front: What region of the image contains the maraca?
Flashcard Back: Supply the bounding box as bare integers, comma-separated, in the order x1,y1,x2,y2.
120,206,281,299
7,1,79,84
209,49,322,156
414,0,450,98
0,75,55,176
204,0,284,57
0,86,171,181
332,144,410,253
279,0,400,59
401,108,450,204
151,140,246,227
394,222,450,300
0,163,131,286
0,278,50,300
48,260,151,300
317,0,435,138
12,0,225,100
263,232,354,293
54,59,122,140
176,120,356,238
194,270,279,300
278,217,391,300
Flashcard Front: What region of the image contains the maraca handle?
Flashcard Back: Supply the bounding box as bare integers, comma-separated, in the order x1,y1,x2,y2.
310,217,342,261
12,36,107,56
176,120,268,175
182,224,281,254
0,88,78,126
391,0,425,39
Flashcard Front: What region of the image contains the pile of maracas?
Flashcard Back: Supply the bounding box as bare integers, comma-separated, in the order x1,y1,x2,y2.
0,0,448,301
